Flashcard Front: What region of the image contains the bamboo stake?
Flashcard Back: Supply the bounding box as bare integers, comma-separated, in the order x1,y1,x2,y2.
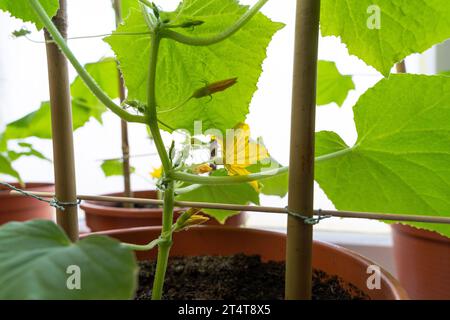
286,0,321,300
11,190,450,225
113,0,134,207
44,0,79,241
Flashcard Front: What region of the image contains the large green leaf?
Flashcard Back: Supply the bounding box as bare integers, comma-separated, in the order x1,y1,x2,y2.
317,60,354,107
3,102,54,140
315,74,450,238
105,0,283,133
7,142,49,162
0,220,137,299
176,169,260,223
120,0,140,19
321,0,450,76
3,59,118,141
0,153,20,181
3,102,87,140
0,0,59,30
70,58,119,123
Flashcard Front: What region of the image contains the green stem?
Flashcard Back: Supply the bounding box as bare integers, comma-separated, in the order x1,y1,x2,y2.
160,0,269,46
30,0,147,124
146,33,171,172
172,146,356,185
151,180,175,300
143,25,175,300
120,237,165,251
315,147,355,163
171,166,288,185
174,183,202,195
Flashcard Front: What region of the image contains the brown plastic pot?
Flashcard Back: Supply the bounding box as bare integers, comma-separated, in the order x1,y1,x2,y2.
0,182,54,225
392,224,450,300
96,226,408,300
81,190,247,232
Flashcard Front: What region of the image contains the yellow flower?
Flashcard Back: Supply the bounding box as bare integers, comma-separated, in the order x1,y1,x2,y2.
192,163,213,174
150,166,163,179
220,123,269,191
184,215,210,228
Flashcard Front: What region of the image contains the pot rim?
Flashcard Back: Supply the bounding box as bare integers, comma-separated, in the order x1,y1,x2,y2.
80,189,185,218
392,223,450,243
0,182,55,197
92,225,409,300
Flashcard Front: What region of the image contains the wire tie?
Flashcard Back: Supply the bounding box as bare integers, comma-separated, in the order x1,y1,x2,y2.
285,207,332,225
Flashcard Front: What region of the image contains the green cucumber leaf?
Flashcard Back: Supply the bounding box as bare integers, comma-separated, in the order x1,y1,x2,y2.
0,153,21,182
3,58,118,141
315,74,450,238
7,142,49,162
321,0,450,76
0,0,59,30
105,0,284,133
317,60,355,107
0,220,138,299
119,0,140,19
70,58,119,124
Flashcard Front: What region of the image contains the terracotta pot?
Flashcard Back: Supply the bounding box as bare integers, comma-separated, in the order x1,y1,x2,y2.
0,182,54,225
97,226,408,300
392,224,450,299
81,190,247,232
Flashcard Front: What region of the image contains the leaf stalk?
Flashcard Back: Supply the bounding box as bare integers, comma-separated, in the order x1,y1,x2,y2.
160,0,269,46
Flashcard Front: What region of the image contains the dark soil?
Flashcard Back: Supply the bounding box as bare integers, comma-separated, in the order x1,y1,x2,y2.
135,254,369,300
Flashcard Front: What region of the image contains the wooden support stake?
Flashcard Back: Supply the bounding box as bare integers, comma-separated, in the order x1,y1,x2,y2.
113,0,134,207
285,0,321,300
44,0,79,241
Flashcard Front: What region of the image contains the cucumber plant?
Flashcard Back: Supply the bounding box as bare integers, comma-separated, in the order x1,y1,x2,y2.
0,0,450,299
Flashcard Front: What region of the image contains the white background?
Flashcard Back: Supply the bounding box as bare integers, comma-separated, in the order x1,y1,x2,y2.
0,0,437,234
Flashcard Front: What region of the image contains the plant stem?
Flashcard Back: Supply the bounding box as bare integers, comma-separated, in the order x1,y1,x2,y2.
171,166,288,185
160,0,269,46
151,180,175,300
30,0,147,125
174,183,202,195
121,237,165,251
145,33,172,172
143,23,175,299
315,146,355,163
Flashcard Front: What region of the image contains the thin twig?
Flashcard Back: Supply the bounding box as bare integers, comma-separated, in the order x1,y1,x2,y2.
24,31,152,44
97,152,158,162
